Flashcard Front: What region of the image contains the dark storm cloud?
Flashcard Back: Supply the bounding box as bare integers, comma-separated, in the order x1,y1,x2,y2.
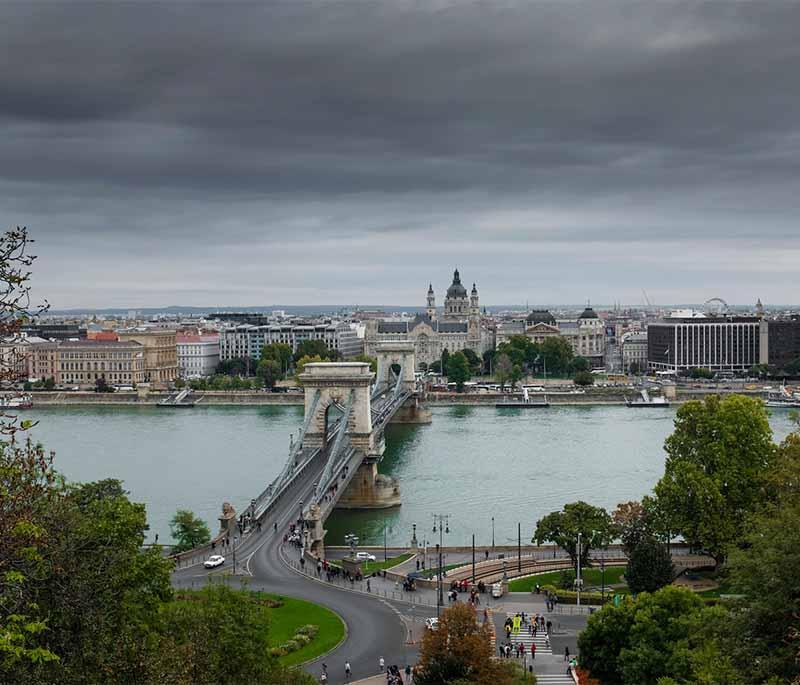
0,2,799,307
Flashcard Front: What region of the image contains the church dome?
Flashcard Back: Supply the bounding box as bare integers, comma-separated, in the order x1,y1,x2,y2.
579,306,599,319
526,309,556,325
446,269,468,299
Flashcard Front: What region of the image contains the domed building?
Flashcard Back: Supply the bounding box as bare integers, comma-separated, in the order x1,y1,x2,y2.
364,269,491,368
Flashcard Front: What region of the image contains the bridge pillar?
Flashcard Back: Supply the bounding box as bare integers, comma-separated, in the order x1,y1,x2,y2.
375,341,417,393
334,461,401,509
298,363,375,452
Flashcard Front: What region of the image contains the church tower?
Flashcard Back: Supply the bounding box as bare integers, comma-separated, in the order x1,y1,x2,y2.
426,283,436,320
470,283,480,320
444,268,468,320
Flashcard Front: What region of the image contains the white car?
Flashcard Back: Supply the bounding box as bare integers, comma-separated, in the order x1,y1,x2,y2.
203,555,225,569
425,618,439,631
355,552,377,562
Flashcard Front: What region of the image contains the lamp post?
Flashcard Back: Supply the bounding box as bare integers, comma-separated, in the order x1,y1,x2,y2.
518,522,522,573
576,532,582,607
432,514,450,616
600,556,606,602
491,516,495,552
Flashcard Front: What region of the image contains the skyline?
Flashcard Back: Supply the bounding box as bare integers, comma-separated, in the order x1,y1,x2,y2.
3,3,800,308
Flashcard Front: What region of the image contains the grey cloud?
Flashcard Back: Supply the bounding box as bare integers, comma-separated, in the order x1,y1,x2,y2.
0,2,799,307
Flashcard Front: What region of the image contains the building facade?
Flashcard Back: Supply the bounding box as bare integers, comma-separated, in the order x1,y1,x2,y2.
621,331,648,372
219,321,362,362
29,339,146,388
118,329,178,387
647,315,761,372
176,334,220,378
759,316,800,369
364,269,491,368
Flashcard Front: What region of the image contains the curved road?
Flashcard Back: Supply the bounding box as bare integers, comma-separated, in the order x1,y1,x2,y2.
173,448,420,684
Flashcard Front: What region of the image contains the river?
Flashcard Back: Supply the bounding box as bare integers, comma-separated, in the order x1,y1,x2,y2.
20,404,796,547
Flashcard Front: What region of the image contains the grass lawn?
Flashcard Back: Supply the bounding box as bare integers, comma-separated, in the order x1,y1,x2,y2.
419,562,465,579
262,593,345,667
508,566,627,592
329,553,413,575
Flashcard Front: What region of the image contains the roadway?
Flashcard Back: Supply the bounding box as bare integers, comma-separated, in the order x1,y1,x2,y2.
173,435,422,684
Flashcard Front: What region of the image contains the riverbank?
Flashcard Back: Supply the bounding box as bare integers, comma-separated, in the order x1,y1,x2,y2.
25,387,764,406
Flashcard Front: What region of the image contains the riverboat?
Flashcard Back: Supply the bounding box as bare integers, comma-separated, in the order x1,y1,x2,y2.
626,388,670,408
156,388,198,408
0,393,33,409
764,385,800,409
496,387,550,408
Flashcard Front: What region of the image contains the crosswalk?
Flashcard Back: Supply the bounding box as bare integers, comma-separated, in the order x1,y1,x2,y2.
501,613,553,656
535,675,575,684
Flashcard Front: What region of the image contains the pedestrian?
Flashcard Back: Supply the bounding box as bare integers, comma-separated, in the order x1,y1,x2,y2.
564,646,570,662
345,661,351,680
379,656,385,672
531,643,536,660
485,549,489,560
367,579,371,592
546,619,552,634
405,664,411,683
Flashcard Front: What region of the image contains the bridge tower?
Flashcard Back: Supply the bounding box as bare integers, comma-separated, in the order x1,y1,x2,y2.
299,362,375,453
375,341,417,393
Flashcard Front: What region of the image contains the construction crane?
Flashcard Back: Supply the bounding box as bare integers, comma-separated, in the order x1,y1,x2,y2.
641,289,653,308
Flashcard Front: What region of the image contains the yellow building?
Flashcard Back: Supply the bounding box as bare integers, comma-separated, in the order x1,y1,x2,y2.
118,329,178,387
29,339,146,388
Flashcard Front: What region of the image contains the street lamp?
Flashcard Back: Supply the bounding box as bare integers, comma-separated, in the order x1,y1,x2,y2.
432,514,450,616
576,532,582,607
491,516,495,552
600,556,606,602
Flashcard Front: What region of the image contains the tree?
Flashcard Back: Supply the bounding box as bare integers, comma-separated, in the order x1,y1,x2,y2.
294,354,325,382
43,376,55,390
482,349,496,375
169,510,211,553
534,501,614,572
256,359,281,389
653,395,775,567
571,356,590,373
628,361,643,375
216,357,255,376
462,348,482,374
352,354,377,374
260,343,293,375
624,536,674,594
510,364,523,389
578,586,710,685
416,603,522,685
95,375,113,392
441,348,450,374
446,351,471,392
573,370,594,386
540,336,574,374
689,367,714,380
720,496,800,684
494,353,513,390
428,360,442,374
294,339,331,363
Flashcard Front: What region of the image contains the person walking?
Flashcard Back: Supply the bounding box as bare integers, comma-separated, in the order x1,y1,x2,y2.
379,656,385,672
345,661,351,680
530,643,536,660
564,646,570,662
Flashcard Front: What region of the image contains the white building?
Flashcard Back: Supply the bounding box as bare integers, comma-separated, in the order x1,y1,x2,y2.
219,321,362,361
177,333,220,378
621,331,648,372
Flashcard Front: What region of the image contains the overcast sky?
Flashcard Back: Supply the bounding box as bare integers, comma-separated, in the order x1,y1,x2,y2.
2,2,799,309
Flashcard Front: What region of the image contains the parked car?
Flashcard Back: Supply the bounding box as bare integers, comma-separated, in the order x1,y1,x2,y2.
425,618,439,631
356,551,377,562
203,554,225,569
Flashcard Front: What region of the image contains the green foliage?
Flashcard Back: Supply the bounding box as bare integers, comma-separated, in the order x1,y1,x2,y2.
260,343,293,374
216,357,256,376
441,348,450,371
352,354,377,373
534,501,614,573
256,359,282,389
446,351,472,391
653,395,775,566
462,348,482,374
188,374,259,391
294,339,333,363
573,370,595,386
624,537,674,594
494,353,513,389
94,376,114,392
428,360,442,374
294,354,325,382
169,510,211,553
510,364,523,389
722,497,800,683
578,586,707,685
571,356,590,373
540,336,574,374
689,367,715,379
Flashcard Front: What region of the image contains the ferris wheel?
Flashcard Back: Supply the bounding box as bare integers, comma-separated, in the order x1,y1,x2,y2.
703,297,729,315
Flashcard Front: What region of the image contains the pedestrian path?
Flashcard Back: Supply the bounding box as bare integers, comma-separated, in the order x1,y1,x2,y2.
501,612,553,655
533,674,574,684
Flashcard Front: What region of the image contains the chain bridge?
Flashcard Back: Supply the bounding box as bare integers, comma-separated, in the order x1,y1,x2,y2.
248,342,430,557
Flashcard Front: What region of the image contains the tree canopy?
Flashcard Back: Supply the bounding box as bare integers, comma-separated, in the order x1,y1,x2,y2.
653,395,775,566
170,509,211,553
534,501,614,572
445,351,471,391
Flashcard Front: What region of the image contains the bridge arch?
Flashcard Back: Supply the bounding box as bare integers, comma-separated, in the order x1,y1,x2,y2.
375,341,416,394
298,362,375,452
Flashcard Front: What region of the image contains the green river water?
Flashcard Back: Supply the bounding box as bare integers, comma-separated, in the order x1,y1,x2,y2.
22,404,796,547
